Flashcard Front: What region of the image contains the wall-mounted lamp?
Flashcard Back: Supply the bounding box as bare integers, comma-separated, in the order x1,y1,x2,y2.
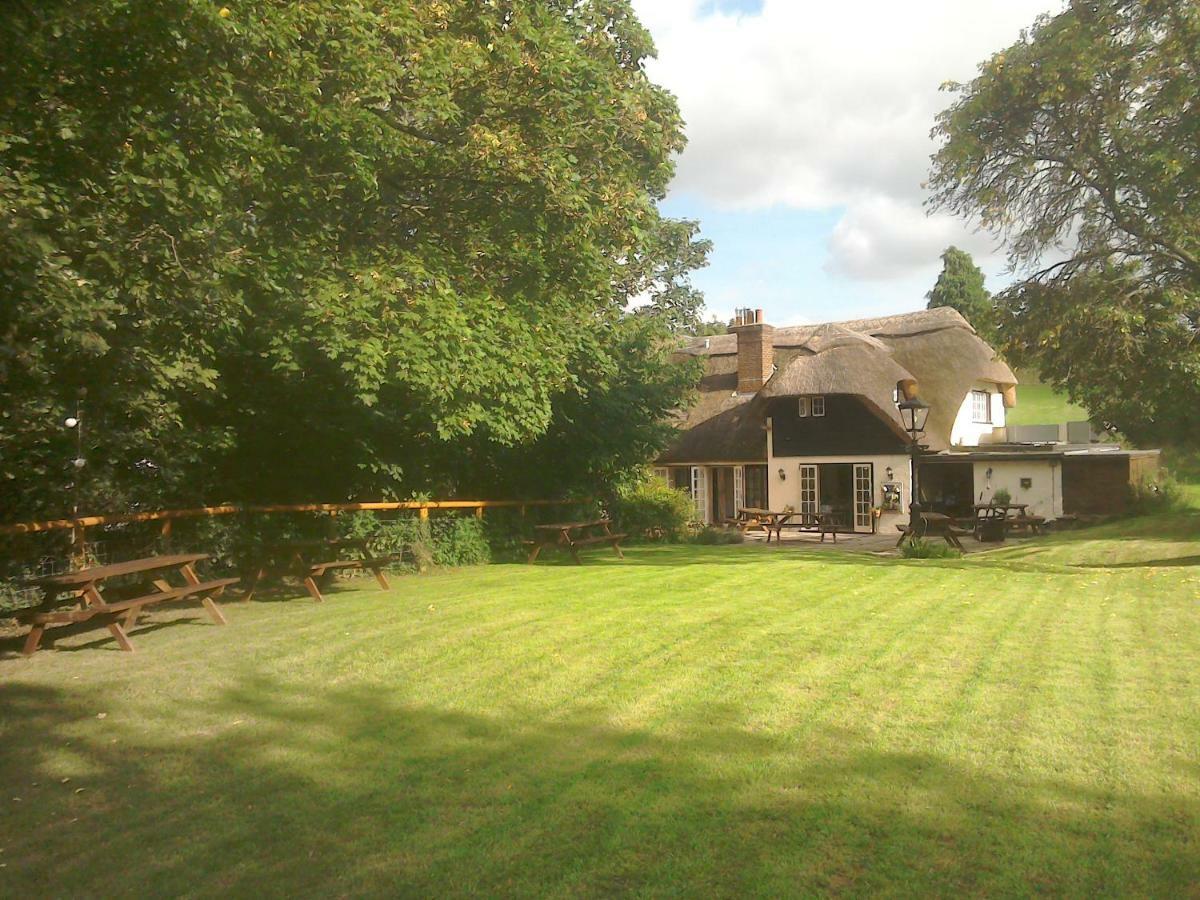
885,466,894,481
777,467,786,481
986,467,994,480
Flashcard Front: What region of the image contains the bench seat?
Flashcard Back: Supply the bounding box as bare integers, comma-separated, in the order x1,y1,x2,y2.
570,534,627,547
19,576,237,655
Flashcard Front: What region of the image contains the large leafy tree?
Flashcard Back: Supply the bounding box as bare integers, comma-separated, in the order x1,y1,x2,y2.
0,1,706,518
925,246,995,343
928,0,1200,445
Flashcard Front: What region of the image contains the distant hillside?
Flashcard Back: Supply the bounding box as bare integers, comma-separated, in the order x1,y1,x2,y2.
1007,371,1089,426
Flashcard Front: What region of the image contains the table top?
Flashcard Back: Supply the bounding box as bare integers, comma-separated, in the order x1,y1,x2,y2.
739,508,792,519
534,519,610,531
30,553,209,588
974,503,1028,512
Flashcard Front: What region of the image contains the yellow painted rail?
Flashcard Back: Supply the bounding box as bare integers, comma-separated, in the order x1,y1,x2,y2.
0,499,579,537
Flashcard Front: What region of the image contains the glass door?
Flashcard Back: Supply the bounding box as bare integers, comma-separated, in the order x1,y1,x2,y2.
853,463,874,531
799,465,818,515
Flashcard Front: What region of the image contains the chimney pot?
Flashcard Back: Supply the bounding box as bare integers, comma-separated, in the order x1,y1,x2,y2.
728,309,774,393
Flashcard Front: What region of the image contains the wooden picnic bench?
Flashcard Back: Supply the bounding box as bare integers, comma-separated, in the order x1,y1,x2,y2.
242,537,402,603
734,508,842,543
972,504,1046,538
525,519,626,564
896,512,971,551
779,511,845,544
17,553,237,656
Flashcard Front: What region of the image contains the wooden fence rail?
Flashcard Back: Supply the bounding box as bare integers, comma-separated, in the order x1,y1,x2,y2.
0,499,580,538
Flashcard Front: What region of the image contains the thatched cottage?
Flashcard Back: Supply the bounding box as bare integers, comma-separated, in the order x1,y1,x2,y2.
655,307,1158,533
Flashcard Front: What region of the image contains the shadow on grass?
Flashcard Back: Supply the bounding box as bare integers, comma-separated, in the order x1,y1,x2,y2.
1075,554,1200,569
0,677,1194,896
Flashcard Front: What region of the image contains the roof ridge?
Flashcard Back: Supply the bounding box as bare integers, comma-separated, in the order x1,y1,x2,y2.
678,307,972,355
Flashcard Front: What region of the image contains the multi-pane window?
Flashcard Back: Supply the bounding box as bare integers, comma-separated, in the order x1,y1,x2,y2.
798,395,825,417
744,465,768,510
971,390,992,424
799,465,818,515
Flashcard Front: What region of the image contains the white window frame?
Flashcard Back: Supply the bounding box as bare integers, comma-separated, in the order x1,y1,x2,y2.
733,466,744,512
853,463,873,531
799,465,818,515
797,397,809,418
690,466,708,524
971,389,992,424
812,395,826,417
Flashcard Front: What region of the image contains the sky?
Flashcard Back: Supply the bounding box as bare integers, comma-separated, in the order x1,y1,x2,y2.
630,0,1065,326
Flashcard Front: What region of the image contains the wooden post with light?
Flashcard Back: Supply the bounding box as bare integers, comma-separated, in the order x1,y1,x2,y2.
896,380,930,546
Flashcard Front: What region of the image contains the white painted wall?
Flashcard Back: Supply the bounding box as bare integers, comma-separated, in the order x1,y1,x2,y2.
767,423,910,533
972,460,1064,518
951,381,1007,447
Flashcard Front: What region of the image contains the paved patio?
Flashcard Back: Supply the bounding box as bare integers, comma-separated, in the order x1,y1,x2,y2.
738,527,1034,556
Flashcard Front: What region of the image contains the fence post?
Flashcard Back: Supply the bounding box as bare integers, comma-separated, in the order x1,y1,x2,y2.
474,506,484,519
160,518,173,554
71,521,87,566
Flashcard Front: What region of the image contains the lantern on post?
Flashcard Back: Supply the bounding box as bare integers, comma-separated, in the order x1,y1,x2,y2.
896,388,930,541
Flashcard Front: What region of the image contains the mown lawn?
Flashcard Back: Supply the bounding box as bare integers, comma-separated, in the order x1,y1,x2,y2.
1004,380,1089,426
2,518,1198,896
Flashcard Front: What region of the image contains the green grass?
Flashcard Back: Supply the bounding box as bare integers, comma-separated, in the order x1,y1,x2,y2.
1005,380,1089,426
2,521,1199,896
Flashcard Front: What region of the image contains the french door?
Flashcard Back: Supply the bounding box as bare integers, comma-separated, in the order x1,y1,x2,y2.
799,465,818,515
853,463,874,531
690,466,708,524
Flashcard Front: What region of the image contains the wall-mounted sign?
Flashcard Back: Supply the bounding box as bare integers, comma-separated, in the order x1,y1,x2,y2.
881,482,903,511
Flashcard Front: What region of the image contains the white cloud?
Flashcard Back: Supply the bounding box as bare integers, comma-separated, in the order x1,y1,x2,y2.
635,0,1062,281
825,197,1006,281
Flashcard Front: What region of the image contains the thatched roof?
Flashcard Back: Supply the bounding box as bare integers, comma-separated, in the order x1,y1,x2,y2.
657,354,765,464
660,306,1016,462
758,344,913,441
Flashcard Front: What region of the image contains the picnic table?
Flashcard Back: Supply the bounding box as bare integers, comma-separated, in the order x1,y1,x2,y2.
242,537,400,603
525,519,626,564
17,553,237,655
896,512,970,550
732,507,788,540
734,508,842,543
971,503,1046,537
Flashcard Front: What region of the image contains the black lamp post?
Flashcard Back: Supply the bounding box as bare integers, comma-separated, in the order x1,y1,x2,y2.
897,396,930,539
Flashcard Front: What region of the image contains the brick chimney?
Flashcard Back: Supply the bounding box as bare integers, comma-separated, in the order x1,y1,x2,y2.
728,307,774,394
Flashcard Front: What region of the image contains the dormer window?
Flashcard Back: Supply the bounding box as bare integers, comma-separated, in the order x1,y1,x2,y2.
798,396,826,418
971,389,992,424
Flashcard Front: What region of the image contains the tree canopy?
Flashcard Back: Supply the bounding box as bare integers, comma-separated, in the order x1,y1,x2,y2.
925,246,995,343
928,0,1200,446
0,1,706,518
